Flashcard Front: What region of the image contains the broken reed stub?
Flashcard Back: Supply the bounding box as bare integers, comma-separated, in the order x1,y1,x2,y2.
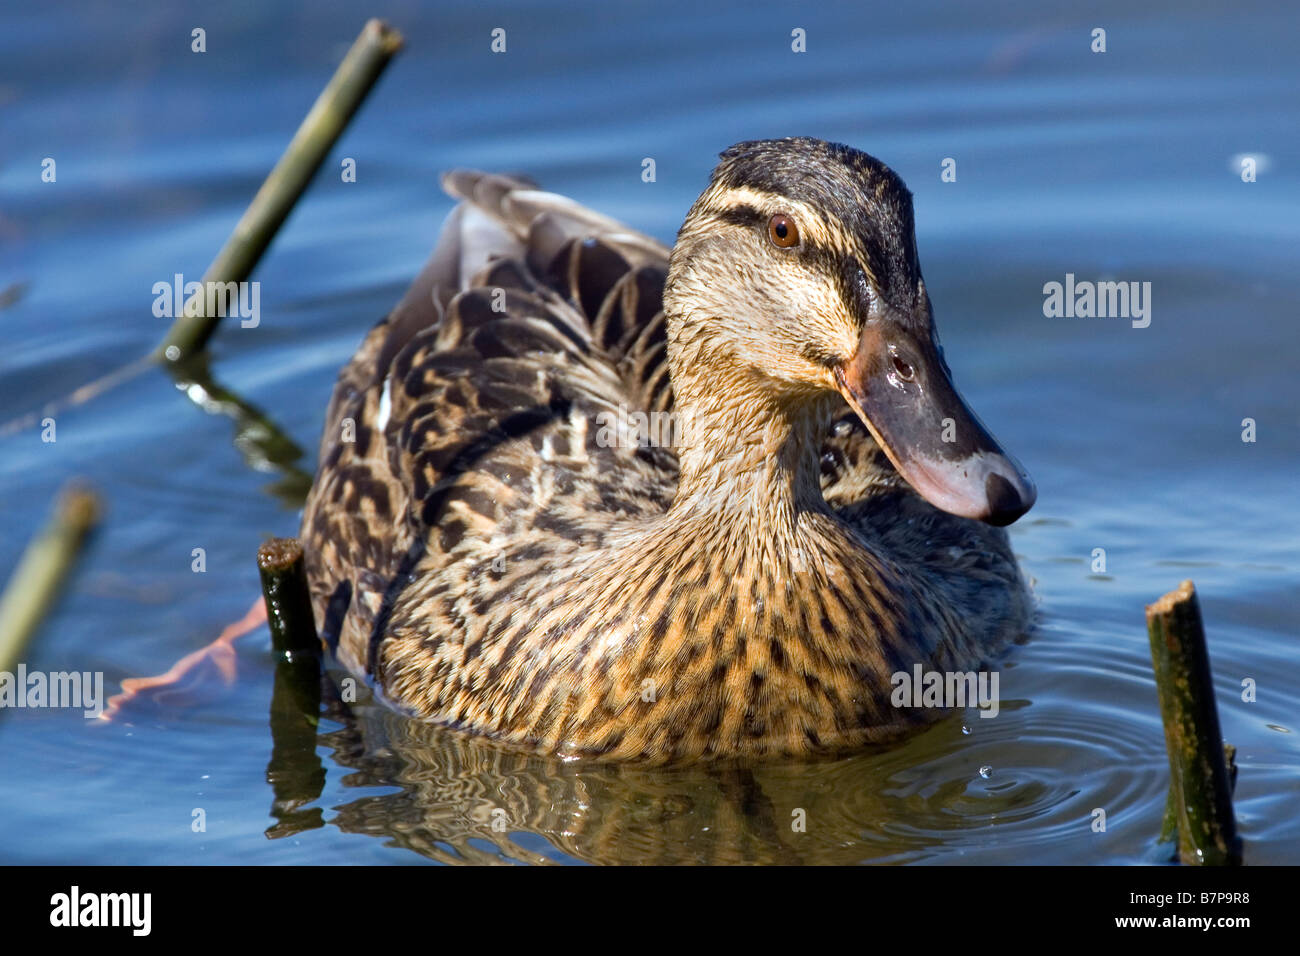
1146,580,1242,866
256,537,320,660
0,482,102,675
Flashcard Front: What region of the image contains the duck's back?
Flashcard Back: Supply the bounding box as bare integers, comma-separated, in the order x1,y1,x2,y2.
301,172,691,678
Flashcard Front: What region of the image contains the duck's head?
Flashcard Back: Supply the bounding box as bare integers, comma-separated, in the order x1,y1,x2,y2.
664,137,1035,526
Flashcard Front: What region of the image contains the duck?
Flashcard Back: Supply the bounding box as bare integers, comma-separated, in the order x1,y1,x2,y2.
300,137,1036,763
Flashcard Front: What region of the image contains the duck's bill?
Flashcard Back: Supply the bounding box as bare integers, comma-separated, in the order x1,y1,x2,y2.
834,325,1036,526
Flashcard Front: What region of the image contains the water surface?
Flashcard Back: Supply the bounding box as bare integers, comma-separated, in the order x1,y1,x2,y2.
2,0,1297,864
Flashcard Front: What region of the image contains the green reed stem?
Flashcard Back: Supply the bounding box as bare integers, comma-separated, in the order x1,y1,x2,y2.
154,19,403,362
1147,580,1242,865
0,483,101,675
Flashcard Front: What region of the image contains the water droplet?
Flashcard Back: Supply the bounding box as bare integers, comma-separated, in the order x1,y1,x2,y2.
978,765,991,778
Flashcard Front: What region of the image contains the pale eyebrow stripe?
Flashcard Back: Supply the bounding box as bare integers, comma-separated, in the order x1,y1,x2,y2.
699,186,880,289
700,184,861,260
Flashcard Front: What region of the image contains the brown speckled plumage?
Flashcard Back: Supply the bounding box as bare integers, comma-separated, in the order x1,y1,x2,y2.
301,138,1033,763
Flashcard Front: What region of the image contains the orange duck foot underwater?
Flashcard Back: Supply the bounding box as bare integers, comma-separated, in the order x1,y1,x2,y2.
300,137,1037,763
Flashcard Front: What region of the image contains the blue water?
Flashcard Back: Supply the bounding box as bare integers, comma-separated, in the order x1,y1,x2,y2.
2,0,1297,864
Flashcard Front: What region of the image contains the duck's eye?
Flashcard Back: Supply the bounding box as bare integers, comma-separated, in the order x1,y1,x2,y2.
892,354,915,381
767,213,800,248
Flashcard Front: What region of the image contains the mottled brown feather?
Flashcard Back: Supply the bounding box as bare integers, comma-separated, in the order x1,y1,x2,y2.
301,165,1031,764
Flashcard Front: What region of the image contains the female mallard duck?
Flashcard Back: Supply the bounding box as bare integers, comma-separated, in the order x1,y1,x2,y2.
301,137,1036,763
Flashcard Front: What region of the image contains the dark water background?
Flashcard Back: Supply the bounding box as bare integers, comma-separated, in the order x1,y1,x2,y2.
1,0,1296,863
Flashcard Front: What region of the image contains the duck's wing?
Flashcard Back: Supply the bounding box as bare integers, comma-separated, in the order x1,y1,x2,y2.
301,172,679,675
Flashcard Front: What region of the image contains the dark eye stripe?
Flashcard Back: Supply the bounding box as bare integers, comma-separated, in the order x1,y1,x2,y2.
718,206,873,308
715,204,843,259
715,204,764,228
712,204,876,319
